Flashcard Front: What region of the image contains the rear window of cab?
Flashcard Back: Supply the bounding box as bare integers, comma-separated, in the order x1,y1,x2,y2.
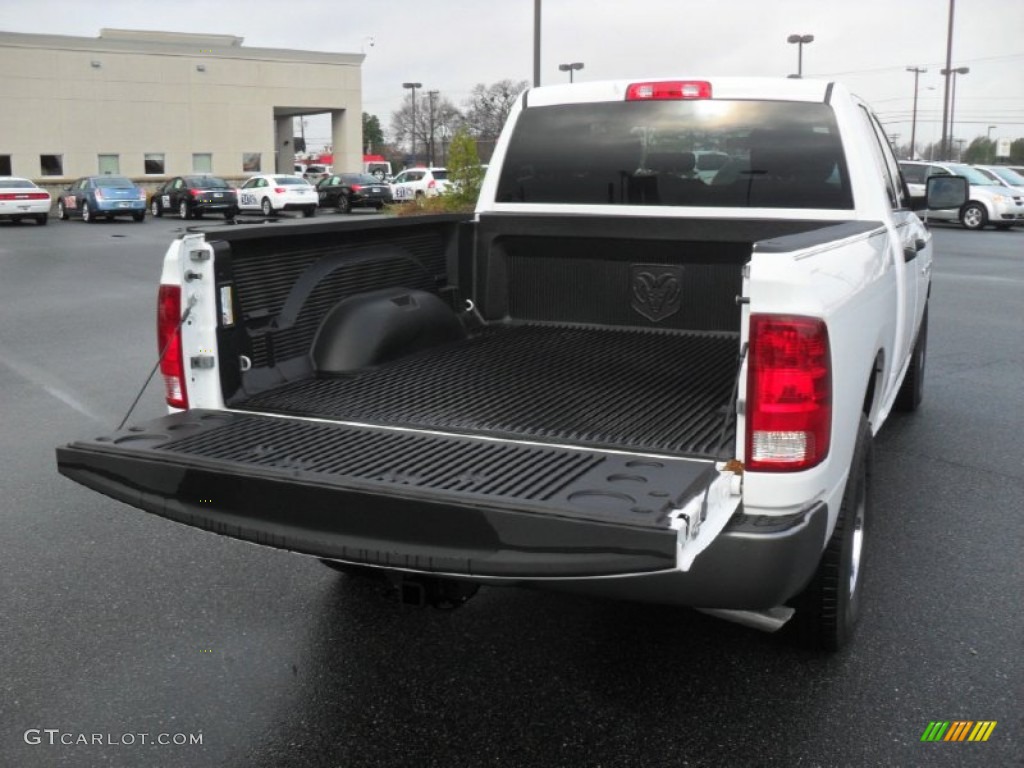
496,100,852,209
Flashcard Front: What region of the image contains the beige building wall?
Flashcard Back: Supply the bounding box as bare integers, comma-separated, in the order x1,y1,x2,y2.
0,28,363,181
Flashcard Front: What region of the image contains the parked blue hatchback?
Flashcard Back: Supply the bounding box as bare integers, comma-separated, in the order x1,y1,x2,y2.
56,175,147,222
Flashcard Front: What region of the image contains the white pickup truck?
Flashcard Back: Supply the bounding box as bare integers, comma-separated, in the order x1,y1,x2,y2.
57,77,965,650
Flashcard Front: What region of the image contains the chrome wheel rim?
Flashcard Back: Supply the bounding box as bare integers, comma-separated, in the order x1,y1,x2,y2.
848,488,865,599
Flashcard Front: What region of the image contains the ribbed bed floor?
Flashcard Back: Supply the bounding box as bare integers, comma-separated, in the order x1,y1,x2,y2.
237,323,740,457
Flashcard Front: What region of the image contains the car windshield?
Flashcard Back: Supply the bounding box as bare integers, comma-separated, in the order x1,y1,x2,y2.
1,178,36,189
495,99,852,209
986,167,1024,186
273,176,310,186
944,164,1001,185
95,177,135,188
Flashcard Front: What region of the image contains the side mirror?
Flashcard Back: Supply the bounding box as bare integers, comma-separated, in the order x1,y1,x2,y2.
909,175,968,211
926,175,968,210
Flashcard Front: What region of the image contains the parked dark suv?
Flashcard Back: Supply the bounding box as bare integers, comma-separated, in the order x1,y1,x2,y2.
151,175,239,220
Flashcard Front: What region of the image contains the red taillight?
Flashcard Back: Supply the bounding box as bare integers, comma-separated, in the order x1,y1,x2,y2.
190,188,203,197
157,284,189,409
274,187,287,194
626,80,712,101
350,184,362,192
746,314,831,471
428,179,436,188
0,192,49,200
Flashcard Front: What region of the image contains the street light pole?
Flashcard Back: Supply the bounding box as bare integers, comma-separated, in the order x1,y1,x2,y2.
787,34,814,78
940,66,969,160
533,0,541,87
558,62,584,82
402,82,422,164
906,66,927,160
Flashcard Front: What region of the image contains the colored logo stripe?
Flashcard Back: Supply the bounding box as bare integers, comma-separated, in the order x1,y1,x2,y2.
968,721,997,742
921,721,997,742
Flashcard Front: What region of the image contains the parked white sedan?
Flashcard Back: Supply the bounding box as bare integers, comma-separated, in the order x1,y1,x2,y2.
0,176,51,225
238,174,318,217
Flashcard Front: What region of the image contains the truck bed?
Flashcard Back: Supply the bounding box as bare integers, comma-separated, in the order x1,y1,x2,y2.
237,322,740,458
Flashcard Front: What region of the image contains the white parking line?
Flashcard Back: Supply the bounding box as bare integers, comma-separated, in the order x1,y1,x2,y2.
0,345,106,423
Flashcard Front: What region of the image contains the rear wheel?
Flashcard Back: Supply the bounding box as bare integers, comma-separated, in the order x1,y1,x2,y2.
132,211,145,222
303,205,317,218
36,214,48,225
787,416,872,651
261,197,273,217
960,202,988,230
82,201,95,223
894,305,927,412
57,200,68,220
224,208,238,220
336,194,351,214
179,199,191,220
151,198,162,217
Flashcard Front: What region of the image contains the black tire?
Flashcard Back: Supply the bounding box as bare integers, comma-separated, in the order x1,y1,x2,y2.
82,201,95,223
57,200,68,220
132,211,145,222
787,416,872,651
36,214,48,225
179,199,191,220
894,305,927,412
261,197,273,217
336,194,351,214
960,202,988,230
303,205,317,218
224,208,238,220
151,198,162,217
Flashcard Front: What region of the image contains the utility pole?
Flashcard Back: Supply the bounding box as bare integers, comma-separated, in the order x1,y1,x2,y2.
906,66,927,160
427,90,439,167
939,0,956,160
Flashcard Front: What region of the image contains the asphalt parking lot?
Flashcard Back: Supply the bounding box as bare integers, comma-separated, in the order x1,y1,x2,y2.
0,215,1020,767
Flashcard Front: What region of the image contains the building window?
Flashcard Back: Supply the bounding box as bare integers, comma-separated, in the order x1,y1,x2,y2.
144,153,165,175
0,155,11,175
40,154,63,176
242,153,261,173
192,153,213,174
98,154,120,175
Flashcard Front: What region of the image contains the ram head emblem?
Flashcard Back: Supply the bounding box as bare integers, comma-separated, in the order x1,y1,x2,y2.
630,264,684,322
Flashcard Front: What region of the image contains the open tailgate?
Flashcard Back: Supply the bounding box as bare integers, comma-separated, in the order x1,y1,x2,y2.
56,410,722,578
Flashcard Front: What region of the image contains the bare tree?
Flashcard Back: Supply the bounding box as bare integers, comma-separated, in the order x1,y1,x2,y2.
390,93,464,166
463,79,529,140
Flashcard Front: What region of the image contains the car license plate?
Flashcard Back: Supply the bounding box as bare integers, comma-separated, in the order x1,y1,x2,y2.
119,202,130,208
214,193,223,198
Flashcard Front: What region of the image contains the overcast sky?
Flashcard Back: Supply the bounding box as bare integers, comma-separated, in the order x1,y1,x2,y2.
2,0,1022,153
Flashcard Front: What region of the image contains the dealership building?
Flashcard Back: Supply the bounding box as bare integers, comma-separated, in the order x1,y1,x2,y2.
0,28,363,182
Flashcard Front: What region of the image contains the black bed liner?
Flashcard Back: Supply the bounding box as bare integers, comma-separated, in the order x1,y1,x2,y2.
237,323,740,458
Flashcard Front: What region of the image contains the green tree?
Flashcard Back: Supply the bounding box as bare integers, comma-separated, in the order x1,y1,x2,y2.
362,113,384,154
445,128,485,209
963,136,994,164
1010,138,1024,164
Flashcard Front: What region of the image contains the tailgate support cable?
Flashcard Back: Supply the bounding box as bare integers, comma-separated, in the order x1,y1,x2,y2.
116,296,196,431
699,342,748,524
